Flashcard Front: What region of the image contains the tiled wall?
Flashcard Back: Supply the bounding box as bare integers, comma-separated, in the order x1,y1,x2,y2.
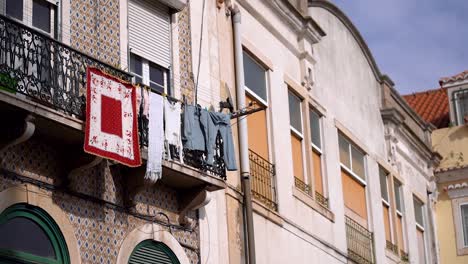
0,138,200,264
177,2,195,104
69,0,121,67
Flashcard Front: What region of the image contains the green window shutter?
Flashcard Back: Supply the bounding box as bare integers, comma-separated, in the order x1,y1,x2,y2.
129,240,180,264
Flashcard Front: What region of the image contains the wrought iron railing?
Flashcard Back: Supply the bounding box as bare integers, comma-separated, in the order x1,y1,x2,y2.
0,14,131,117
386,240,398,255
294,177,312,196
139,104,226,180
315,191,329,209
400,250,409,262
249,149,277,211
345,216,375,264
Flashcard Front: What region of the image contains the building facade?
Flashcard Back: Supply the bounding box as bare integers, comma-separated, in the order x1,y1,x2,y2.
0,0,442,264
405,71,468,264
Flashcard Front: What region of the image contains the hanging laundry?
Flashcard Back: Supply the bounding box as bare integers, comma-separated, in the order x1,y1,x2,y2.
182,105,206,151
205,112,237,171
146,92,164,183
164,99,183,161
84,67,141,167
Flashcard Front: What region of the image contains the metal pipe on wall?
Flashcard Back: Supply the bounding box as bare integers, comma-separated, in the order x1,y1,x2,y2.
230,5,256,264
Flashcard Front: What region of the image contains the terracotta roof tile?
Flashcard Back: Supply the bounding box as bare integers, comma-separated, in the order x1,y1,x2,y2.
403,88,450,128
439,70,468,85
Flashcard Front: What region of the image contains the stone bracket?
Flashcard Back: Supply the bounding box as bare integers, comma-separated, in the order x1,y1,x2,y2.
66,152,102,188
178,188,211,227
0,114,35,154
122,165,147,210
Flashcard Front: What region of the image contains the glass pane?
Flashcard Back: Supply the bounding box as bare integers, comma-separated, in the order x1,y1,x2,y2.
149,62,165,93
130,54,143,76
6,0,23,20
351,146,365,180
309,110,321,149
243,51,267,101
339,135,350,168
288,91,302,133
379,167,388,201
413,198,424,227
0,217,56,259
394,180,402,212
462,204,468,246
455,90,468,125
33,0,51,33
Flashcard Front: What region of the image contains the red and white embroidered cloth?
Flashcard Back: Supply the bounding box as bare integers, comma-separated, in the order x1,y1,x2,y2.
84,68,141,167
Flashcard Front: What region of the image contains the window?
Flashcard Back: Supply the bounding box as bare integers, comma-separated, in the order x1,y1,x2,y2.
413,197,424,228
338,134,366,181
394,180,403,213
413,196,426,264
5,0,23,20
243,51,269,160
289,90,305,183
393,179,406,254
129,240,180,264
339,133,368,225
380,167,389,202
453,89,468,125
310,109,324,196
0,203,70,263
4,0,56,35
461,204,468,247
130,53,170,94
244,51,267,102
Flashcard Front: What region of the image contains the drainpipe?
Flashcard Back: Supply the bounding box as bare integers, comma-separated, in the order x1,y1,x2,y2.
230,5,256,264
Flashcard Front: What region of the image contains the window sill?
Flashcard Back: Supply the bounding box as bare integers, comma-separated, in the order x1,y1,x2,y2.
385,248,401,262
292,187,335,222
252,199,284,227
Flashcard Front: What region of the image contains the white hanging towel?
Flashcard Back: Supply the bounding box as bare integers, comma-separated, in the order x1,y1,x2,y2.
164,99,183,157
145,92,164,183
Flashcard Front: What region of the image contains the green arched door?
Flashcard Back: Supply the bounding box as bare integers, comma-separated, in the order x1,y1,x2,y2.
0,203,70,264
129,240,180,264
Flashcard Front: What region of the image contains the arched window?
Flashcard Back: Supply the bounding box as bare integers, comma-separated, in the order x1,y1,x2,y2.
129,240,180,264
0,203,70,264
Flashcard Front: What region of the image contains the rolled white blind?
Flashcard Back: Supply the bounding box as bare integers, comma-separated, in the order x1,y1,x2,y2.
128,0,171,69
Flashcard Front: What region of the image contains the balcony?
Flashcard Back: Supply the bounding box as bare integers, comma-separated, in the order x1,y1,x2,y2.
249,149,277,211
385,240,398,255
0,14,226,193
345,216,375,264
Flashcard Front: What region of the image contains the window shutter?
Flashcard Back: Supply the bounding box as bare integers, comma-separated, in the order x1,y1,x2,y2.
129,241,180,264
128,0,171,69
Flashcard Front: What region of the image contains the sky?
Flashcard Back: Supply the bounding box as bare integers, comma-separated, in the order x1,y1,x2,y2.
332,0,468,94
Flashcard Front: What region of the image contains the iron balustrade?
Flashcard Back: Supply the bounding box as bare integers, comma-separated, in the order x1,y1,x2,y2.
249,149,277,211
386,240,399,255
0,14,131,117
0,14,227,180
315,191,329,209
345,216,375,264
294,177,312,196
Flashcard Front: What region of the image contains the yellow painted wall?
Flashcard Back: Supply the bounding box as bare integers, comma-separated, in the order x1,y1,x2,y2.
432,126,468,171
436,184,468,264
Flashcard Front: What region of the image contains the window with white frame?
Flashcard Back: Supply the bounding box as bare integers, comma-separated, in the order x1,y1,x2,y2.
413,197,424,229
128,0,172,95
243,50,267,104
379,167,395,251
413,196,426,264
130,53,170,94
2,0,57,37
393,179,407,254
453,89,468,125
289,90,306,186
242,50,270,161
310,108,325,196
461,204,468,247
338,134,366,182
